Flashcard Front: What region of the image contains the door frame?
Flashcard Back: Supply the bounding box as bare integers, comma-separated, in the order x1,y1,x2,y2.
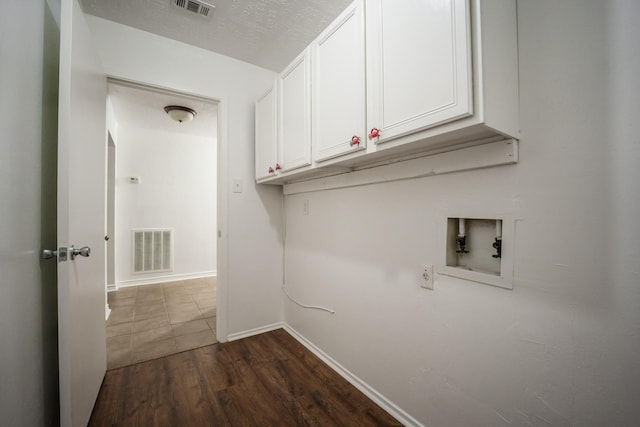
105,134,116,320
105,76,228,342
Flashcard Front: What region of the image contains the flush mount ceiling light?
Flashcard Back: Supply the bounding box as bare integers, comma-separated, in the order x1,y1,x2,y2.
164,105,197,123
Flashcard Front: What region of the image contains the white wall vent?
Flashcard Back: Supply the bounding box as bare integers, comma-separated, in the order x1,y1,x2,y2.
171,0,215,18
132,229,173,274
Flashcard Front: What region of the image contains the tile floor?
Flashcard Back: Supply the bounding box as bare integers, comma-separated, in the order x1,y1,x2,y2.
106,277,217,369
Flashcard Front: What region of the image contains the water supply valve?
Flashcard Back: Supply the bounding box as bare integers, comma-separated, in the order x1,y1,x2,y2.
492,238,502,258
456,235,469,254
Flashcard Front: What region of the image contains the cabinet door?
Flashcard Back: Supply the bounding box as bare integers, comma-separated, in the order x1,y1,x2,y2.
278,50,312,172
366,0,472,144
255,84,277,181
312,0,366,162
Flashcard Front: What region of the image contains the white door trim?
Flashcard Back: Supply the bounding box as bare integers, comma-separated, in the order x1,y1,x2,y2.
215,97,229,342
104,76,228,342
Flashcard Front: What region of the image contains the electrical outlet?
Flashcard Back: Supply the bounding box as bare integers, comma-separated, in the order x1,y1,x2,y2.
421,265,434,290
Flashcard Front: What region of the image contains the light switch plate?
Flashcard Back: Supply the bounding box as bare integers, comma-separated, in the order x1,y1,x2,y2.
232,179,243,193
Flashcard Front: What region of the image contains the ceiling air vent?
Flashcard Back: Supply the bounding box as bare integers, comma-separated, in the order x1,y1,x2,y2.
171,0,215,18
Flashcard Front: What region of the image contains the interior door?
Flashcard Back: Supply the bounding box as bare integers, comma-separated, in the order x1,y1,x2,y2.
57,0,107,425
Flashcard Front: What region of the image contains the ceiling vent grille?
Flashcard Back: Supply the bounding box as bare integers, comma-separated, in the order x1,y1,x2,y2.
171,0,215,18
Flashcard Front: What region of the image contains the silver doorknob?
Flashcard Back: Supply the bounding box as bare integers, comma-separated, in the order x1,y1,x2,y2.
42,247,68,261
42,249,57,260
70,245,91,260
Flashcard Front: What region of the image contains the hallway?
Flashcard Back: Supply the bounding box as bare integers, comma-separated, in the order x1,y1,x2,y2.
106,277,217,369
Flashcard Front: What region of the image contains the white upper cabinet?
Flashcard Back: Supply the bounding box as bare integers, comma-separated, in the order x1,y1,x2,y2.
366,0,472,145
255,84,278,181
312,0,366,162
255,0,519,184
278,49,312,173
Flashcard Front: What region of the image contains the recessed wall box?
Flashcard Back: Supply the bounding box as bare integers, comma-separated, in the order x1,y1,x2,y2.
439,216,514,290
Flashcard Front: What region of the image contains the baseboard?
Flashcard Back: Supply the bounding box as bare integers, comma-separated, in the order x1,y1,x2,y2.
105,304,111,321
107,283,117,292
115,271,217,288
283,324,424,427
227,322,284,342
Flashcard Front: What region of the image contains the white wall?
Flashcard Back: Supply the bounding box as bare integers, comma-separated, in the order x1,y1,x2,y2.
86,16,284,337
115,126,217,285
284,0,640,425
106,97,119,140
0,0,60,425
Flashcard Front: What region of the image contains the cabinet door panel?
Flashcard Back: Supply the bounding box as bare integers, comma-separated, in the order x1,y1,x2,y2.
313,0,366,162
255,85,277,180
367,0,472,144
279,51,311,172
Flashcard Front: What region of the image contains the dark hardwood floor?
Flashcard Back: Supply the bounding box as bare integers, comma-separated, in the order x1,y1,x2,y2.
89,328,402,426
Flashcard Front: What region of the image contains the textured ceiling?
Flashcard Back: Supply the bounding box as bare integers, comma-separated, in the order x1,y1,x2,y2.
108,80,218,138
80,0,352,72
